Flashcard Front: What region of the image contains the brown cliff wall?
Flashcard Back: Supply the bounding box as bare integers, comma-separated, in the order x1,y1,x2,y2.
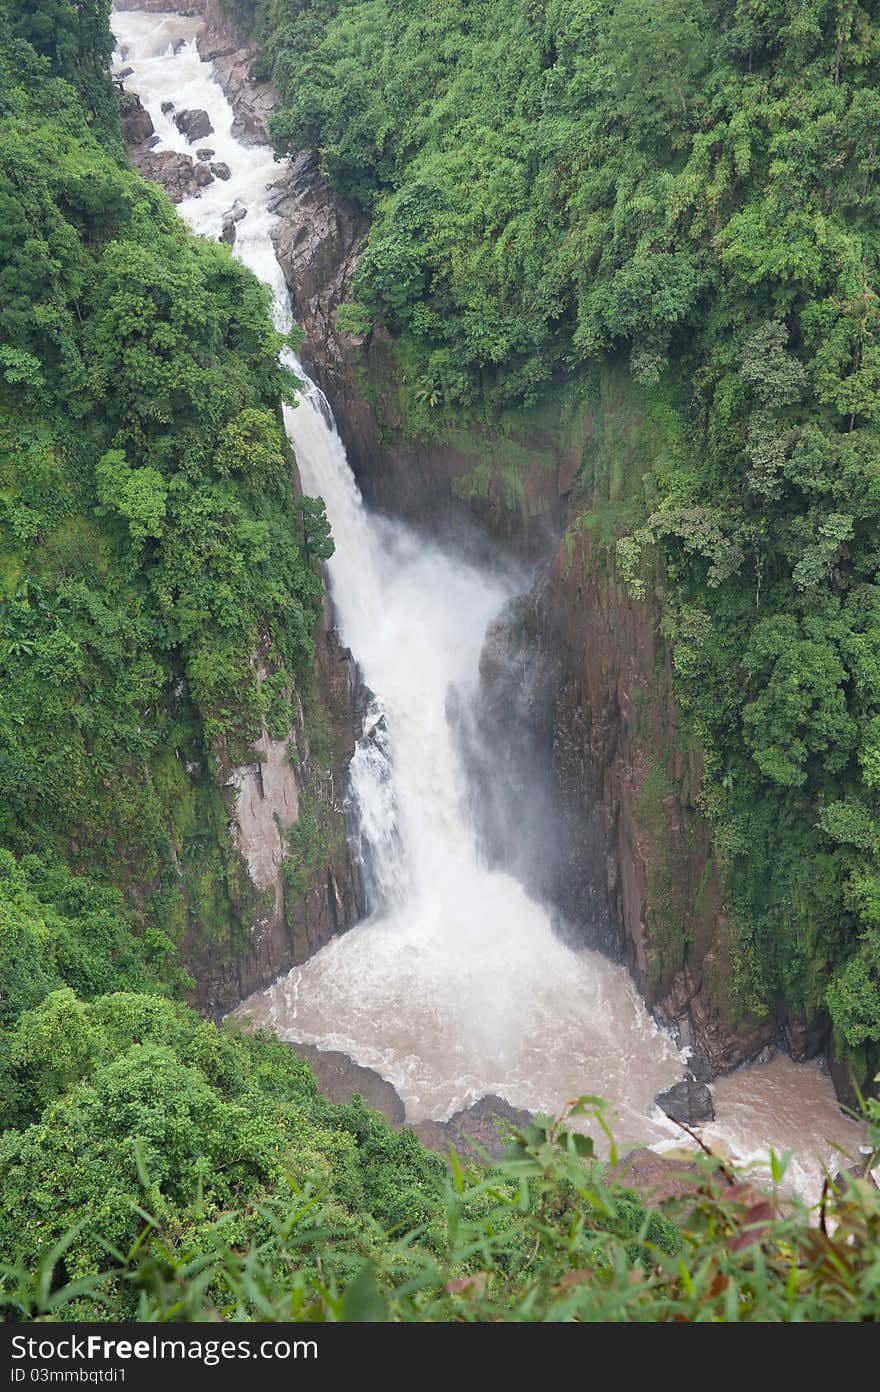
543,529,784,1074
186,623,364,1019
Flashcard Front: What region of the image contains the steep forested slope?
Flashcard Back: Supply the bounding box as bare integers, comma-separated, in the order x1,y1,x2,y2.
230,0,880,1077
0,0,332,971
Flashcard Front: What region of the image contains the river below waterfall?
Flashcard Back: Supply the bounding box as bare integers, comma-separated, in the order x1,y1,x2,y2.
112,8,868,1200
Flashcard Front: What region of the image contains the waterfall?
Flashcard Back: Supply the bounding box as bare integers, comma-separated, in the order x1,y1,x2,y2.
112,9,867,1191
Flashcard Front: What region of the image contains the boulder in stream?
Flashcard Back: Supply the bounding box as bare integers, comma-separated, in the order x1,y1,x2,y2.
120,93,154,146
134,150,212,203
174,107,214,142
211,162,231,181
220,199,248,245
196,147,215,162
655,1080,715,1125
610,1148,703,1206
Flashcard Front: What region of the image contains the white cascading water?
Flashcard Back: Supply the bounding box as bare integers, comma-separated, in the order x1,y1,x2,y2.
113,10,867,1192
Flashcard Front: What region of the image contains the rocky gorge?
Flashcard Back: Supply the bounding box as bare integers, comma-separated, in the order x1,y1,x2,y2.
113,0,860,1118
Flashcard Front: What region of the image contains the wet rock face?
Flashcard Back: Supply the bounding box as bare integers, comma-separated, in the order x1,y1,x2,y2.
229,733,300,901
120,94,154,146
119,90,215,202
183,0,282,146
285,1043,406,1125
478,527,813,1080
458,590,564,913
135,150,213,202
655,1080,715,1125
186,628,364,1020
469,568,619,957
174,107,214,142
268,149,366,377
210,52,278,146
413,1096,534,1162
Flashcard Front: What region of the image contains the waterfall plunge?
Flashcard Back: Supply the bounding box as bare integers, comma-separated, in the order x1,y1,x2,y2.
112,9,867,1188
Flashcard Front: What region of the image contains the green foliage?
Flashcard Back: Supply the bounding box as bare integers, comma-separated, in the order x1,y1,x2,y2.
335,300,373,339
0,5,332,957
1,0,119,138
0,851,160,1026
742,614,856,789
0,848,171,1130
95,450,167,543
0,988,448,1316
299,495,335,563
4,1089,880,1323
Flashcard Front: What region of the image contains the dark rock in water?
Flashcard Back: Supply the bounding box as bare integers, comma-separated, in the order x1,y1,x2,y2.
363,712,387,745
211,162,231,181
655,1080,715,1125
174,107,214,142
413,1095,533,1162
834,1157,879,1193
120,95,154,146
286,1042,405,1125
133,150,210,204
220,202,247,246
686,1051,714,1083
161,100,174,114
114,66,134,80
147,135,160,149
784,1011,830,1062
196,148,215,162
